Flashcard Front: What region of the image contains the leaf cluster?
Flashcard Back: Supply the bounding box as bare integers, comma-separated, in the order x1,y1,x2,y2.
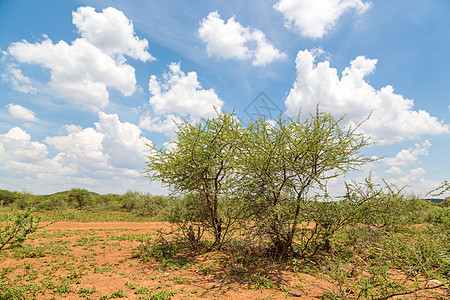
0,206,41,250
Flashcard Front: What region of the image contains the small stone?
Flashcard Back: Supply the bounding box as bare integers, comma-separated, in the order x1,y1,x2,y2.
289,290,302,297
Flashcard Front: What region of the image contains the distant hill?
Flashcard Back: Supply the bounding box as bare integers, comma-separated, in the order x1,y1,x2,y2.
41,190,100,199
426,198,444,204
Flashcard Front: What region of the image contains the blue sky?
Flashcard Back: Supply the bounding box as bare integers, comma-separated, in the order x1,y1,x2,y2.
0,0,449,196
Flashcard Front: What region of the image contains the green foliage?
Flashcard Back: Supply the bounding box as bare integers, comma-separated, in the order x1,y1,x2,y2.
36,193,68,211
13,191,43,210
0,189,19,206
426,207,450,228
294,197,360,256
134,194,169,217
68,188,93,209
308,222,449,300
134,233,191,271
146,290,176,300
95,193,122,210
441,196,450,207
145,110,245,249
135,234,182,261
0,281,40,299
100,289,127,299
165,193,208,224
121,190,141,212
0,109,446,298
121,191,170,217
249,272,277,290
161,193,214,251
145,109,372,255
0,206,41,250
12,243,46,259
78,287,97,297
237,110,372,255
344,178,432,229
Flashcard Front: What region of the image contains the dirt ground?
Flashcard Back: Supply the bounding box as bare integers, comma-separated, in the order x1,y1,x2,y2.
0,222,447,299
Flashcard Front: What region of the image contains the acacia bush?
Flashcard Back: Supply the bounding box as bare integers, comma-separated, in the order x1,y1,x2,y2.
293,196,362,256
120,191,170,217
68,188,94,209
145,109,375,255
440,196,450,208
235,110,372,256
0,207,41,250
0,189,19,206
146,111,246,249
35,193,68,211
344,178,433,230
427,207,450,229
94,193,122,211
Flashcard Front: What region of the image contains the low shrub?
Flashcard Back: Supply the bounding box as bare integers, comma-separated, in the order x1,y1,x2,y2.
36,194,68,211
0,206,41,250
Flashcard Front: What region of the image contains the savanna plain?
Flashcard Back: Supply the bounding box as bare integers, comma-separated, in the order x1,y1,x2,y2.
0,188,449,300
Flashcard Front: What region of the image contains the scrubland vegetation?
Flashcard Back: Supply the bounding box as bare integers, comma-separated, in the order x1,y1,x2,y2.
0,110,448,299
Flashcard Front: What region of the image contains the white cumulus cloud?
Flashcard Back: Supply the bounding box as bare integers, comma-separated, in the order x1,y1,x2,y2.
72,6,154,62
0,127,48,163
198,11,286,66
139,114,183,137
7,6,153,110
0,127,71,190
6,103,38,122
274,0,371,38
46,112,151,172
285,50,450,143
0,123,156,194
389,167,439,193
45,126,107,170
148,62,223,118
384,141,431,166
95,112,151,169
1,64,36,94
385,166,404,175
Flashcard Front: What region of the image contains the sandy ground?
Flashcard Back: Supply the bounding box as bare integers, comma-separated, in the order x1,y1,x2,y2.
44,221,172,230
0,222,447,299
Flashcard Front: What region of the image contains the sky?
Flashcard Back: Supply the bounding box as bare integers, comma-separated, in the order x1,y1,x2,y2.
0,0,449,196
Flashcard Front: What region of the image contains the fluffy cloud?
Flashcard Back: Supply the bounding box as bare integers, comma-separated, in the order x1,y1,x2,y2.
0,127,70,192
198,11,286,66
46,112,151,172
7,6,153,110
274,0,371,38
0,117,157,194
72,6,154,62
148,62,223,118
384,141,431,166
285,50,450,143
8,37,134,111
45,126,107,170
0,125,156,194
385,166,404,175
142,62,223,136
388,167,439,194
1,64,36,94
6,103,38,122
0,127,47,163
95,112,151,169
399,167,426,184
139,114,183,137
